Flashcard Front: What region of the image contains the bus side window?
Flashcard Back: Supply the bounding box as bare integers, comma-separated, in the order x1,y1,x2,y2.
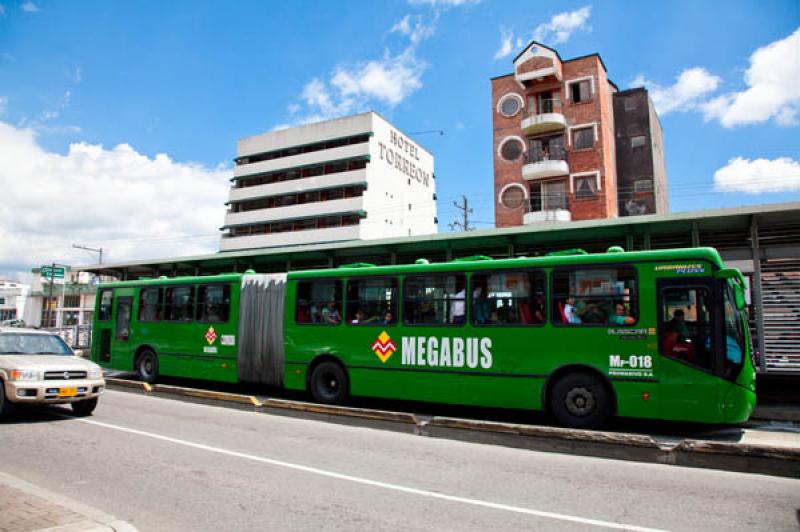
197,284,230,323
551,268,637,326
138,288,162,322
472,271,545,326
345,278,398,325
295,280,342,325
165,286,195,322
404,274,466,326
98,289,113,321
659,286,713,371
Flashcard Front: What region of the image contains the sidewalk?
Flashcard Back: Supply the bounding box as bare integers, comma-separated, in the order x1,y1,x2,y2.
0,472,136,532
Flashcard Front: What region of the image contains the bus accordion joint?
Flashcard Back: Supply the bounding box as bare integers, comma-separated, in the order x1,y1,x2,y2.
546,248,588,257
452,255,493,262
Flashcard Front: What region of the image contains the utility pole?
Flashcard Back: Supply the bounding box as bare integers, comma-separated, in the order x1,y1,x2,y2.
448,195,474,232
72,243,103,264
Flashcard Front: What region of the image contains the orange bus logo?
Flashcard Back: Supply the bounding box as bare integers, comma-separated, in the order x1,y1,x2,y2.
371,331,397,363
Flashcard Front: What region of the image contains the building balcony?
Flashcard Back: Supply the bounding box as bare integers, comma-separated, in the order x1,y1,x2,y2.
219,225,362,251
523,197,571,224
229,168,368,203
521,100,566,135
224,196,365,226
521,151,569,181
233,142,370,179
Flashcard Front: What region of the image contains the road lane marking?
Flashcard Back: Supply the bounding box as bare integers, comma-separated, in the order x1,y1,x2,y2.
67,415,667,532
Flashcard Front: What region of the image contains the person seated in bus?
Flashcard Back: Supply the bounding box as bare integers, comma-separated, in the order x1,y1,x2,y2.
321,301,341,324
532,296,545,324
309,303,320,323
608,301,635,326
563,296,582,324
350,309,379,325
382,310,395,325
666,309,690,337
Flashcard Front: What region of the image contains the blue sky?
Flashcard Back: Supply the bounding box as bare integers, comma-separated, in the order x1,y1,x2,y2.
0,0,798,277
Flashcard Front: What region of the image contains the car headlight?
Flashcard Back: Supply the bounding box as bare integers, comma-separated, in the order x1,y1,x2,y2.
88,367,103,380
9,369,42,381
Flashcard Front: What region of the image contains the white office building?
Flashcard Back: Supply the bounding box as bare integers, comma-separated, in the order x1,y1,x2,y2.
0,280,29,323
220,112,438,252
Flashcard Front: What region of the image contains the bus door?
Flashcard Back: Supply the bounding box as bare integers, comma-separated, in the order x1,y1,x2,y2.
111,293,134,366
656,279,721,421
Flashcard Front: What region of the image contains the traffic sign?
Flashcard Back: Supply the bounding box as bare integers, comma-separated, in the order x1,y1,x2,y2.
41,266,66,280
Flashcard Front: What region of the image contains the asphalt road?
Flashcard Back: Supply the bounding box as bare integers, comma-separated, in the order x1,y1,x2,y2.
1,391,798,532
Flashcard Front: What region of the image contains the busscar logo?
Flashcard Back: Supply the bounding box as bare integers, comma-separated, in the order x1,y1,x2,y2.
371,331,397,363
205,326,217,345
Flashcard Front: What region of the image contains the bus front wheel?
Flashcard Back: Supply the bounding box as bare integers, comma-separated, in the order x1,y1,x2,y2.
549,373,611,429
310,361,349,405
136,350,159,384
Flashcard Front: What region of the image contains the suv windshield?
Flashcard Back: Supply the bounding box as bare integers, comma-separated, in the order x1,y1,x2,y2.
0,333,73,355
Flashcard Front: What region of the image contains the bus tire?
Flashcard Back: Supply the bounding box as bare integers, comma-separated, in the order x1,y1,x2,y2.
136,349,159,384
71,398,98,417
549,373,611,429
0,381,15,417
309,361,349,405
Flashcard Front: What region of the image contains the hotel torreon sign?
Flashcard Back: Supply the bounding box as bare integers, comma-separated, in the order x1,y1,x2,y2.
378,129,431,187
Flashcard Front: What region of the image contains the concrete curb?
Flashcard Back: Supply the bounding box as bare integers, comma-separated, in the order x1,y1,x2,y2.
105,378,151,393
150,383,263,411
0,471,138,532
103,379,800,478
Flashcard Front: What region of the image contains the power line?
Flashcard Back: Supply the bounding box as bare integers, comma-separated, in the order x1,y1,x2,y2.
448,195,474,232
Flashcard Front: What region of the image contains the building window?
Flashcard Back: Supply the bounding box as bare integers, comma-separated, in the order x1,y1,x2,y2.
497,93,523,118
569,79,592,103
572,127,594,150
634,179,654,193
530,180,568,212
528,135,566,162
235,133,370,166
63,311,79,327
499,137,524,161
499,184,526,209
624,97,637,111
631,135,646,149
575,175,598,199
63,295,81,308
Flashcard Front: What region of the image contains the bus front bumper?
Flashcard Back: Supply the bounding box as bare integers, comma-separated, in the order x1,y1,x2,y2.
724,384,757,424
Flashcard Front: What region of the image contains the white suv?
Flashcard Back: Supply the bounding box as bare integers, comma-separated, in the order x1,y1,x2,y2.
0,328,105,416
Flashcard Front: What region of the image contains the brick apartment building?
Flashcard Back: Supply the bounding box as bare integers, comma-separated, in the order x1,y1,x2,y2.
492,41,667,227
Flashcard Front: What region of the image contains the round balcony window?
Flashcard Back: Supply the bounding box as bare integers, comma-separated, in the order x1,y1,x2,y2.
500,185,526,209
498,94,522,118
500,138,524,161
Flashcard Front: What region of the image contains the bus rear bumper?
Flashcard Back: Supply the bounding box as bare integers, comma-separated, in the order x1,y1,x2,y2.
723,385,757,424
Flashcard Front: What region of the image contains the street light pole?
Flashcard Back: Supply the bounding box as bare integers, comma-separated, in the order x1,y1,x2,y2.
72,244,103,264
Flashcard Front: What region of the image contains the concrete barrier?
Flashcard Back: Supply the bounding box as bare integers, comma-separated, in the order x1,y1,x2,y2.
105,378,151,393
150,384,263,411
103,378,799,477
264,398,419,433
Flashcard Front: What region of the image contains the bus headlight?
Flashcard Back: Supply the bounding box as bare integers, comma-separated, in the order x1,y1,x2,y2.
9,369,42,381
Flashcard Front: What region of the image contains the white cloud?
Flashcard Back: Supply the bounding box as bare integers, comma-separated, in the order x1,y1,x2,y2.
702,28,800,128
390,14,436,46
20,1,39,12
494,28,514,60
0,121,229,280
0,96,7,115
631,67,721,115
714,156,800,194
532,6,591,45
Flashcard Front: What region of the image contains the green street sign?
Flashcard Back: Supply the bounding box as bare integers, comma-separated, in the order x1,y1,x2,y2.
41,266,66,279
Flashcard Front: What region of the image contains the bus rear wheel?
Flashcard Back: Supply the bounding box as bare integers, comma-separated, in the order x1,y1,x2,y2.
136,350,159,384
310,361,348,405
549,373,611,429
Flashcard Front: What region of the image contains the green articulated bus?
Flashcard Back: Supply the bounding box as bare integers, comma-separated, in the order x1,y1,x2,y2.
91,246,756,428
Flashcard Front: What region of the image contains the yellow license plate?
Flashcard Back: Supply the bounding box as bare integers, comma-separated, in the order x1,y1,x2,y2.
58,387,78,397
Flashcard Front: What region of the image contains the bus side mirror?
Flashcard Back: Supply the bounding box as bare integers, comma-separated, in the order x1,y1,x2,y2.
718,268,746,310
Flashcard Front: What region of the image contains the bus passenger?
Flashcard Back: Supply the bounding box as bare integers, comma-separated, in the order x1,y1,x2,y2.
451,284,466,324
382,311,394,325
564,296,582,324
321,301,340,324
609,301,635,325
351,309,378,325
667,309,689,336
